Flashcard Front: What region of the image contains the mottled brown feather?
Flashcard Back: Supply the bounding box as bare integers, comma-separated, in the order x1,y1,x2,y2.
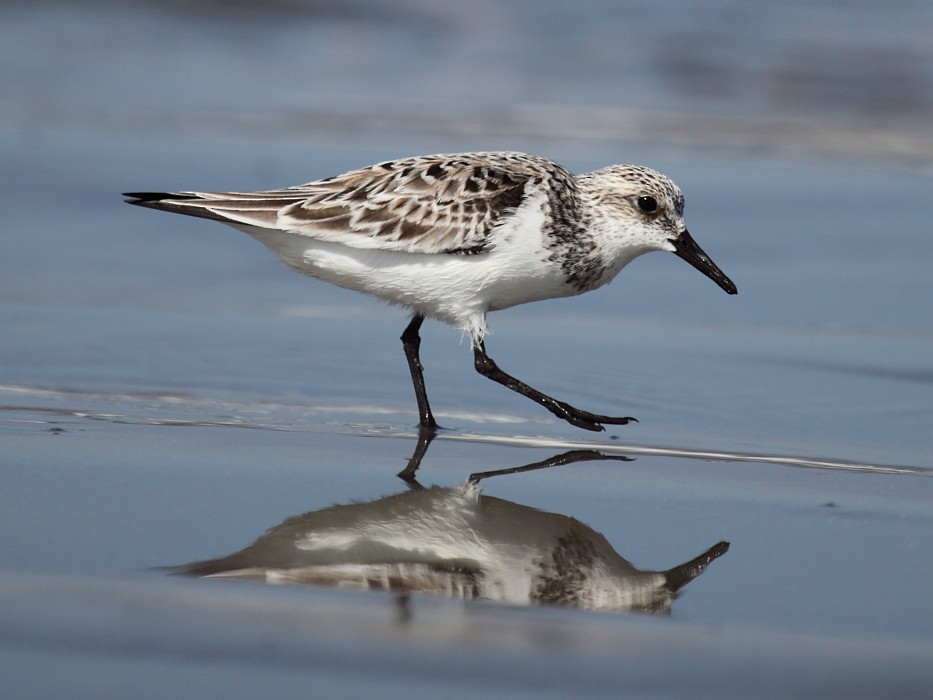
127,152,566,255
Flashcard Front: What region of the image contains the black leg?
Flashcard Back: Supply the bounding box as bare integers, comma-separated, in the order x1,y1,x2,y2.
473,341,637,432
401,315,440,432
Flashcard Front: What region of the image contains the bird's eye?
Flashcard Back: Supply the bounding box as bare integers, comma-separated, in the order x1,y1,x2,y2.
636,195,658,214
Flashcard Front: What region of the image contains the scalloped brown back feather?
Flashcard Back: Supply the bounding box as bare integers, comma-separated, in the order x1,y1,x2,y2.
127,152,567,255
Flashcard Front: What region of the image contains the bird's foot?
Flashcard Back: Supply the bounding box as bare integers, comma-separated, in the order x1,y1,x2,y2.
554,403,638,432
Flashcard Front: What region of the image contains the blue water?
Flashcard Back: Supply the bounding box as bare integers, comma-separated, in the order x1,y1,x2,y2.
2,2,932,698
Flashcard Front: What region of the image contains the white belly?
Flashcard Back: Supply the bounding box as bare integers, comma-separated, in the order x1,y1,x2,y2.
235,196,575,342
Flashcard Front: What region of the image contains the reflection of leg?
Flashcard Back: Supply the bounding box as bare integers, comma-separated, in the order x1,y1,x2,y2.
472,341,637,431
395,592,414,624
396,424,437,485
468,449,632,484
401,314,439,432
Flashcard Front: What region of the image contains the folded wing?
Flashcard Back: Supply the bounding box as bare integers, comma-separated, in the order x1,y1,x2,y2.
124,152,555,255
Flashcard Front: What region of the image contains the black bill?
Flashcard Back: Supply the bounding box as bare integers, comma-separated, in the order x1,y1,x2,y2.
672,230,738,295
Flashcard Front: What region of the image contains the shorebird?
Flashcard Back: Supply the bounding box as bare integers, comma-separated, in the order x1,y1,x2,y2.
125,151,737,432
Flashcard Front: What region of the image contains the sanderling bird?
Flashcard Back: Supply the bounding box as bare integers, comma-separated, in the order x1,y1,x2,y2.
125,151,736,432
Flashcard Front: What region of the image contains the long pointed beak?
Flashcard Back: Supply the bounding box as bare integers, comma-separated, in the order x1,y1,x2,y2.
672,230,738,295
663,541,730,593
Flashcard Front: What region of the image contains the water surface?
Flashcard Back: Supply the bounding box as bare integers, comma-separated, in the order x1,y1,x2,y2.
2,1,932,698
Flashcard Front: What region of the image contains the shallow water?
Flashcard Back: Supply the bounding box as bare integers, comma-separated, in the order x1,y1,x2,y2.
2,1,933,698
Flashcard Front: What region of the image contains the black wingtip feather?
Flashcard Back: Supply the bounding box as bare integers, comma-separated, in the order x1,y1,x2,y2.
123,191,242,224
123,192,197,204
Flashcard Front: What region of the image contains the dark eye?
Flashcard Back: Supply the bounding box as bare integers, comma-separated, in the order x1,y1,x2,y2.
636,195,658,214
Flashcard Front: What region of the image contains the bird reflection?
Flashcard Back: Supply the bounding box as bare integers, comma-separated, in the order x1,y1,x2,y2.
173,437,729,613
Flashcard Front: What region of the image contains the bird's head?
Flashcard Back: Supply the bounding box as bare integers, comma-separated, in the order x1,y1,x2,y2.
581,164,737,295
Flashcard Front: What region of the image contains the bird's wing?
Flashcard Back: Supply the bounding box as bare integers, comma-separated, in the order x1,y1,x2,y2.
125,152,560,255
